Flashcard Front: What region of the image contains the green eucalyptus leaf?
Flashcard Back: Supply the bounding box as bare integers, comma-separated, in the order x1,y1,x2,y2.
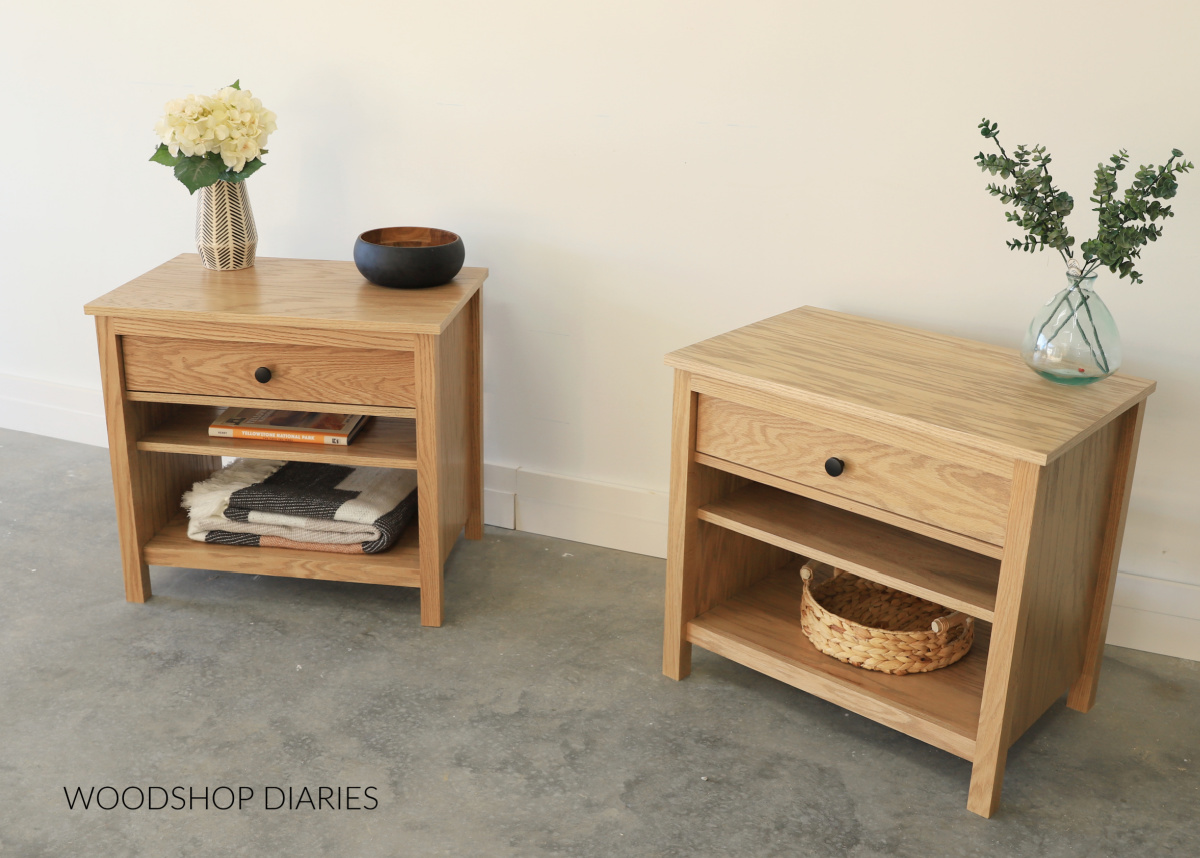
975,119,1194,285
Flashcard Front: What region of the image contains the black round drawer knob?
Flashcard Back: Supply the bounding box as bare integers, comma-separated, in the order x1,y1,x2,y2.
824,457,845,477
254,366,272,384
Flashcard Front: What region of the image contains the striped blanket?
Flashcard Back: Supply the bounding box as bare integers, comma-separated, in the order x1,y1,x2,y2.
182,459,417,554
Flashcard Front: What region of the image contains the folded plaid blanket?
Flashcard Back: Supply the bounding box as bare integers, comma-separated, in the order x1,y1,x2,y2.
182,459,417,554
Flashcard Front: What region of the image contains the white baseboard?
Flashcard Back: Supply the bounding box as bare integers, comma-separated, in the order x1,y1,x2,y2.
2,373,1197,661
496,466,669,558
483,464,516,530
1107,572,1200,662
0,374,107,447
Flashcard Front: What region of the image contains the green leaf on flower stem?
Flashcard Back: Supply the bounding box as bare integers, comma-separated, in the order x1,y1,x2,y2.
229,79,241,90
173,154,226,194
149,143,181,166
222,158,265,183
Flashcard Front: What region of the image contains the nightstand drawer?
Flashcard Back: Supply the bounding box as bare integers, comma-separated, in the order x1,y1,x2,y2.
122,335,416,408
694,395,1010,546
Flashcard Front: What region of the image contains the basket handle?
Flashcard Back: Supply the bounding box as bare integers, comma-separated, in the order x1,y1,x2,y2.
931,612,974,634
799,559,838,582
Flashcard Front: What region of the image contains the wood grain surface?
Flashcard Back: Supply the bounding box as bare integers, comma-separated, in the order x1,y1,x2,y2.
144,515,420,586
1003,419,1122,742
96,319,221,602
125,390,415,419
113,317,416,351
137,406,417,469
967,420,1119,818
667,306,1154,465
665,307,1152,818
696,395,1012,546
87,255,483,625
693,451,1005,559
122,335,416,408
433,298,475,565
84,254,487,335
1068,401,1146,712
968,460,1045,817
699,482,1001,620
687,569,991,760
691,374,1014,478
415,332,444,626
664,372,794,680
465,292,484,540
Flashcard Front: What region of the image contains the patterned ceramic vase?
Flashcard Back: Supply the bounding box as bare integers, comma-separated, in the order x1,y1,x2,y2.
196,180,258,270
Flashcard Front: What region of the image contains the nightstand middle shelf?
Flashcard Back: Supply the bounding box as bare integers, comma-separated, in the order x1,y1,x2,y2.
138,405,418,470
698,481,1001,621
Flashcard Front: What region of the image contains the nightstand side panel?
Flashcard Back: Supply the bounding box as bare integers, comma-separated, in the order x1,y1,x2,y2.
1003,416,1123,742
433,299,478,564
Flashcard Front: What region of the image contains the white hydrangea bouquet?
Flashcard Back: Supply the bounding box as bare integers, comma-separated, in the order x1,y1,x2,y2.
150,80,278,194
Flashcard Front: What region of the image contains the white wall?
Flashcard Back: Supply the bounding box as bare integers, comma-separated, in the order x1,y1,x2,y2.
3,1,1198,658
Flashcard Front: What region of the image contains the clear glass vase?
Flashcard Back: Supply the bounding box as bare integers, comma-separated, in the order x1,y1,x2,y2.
1021,270,1121,385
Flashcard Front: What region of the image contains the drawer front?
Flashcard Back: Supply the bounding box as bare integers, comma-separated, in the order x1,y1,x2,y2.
122,336,415,408
695,395,1011,546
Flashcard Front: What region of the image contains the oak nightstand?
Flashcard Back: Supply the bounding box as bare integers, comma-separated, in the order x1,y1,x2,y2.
663,306,1153,816
84,254,485,627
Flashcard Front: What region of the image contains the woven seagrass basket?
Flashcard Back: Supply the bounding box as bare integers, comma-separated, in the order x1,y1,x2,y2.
798,560,974,675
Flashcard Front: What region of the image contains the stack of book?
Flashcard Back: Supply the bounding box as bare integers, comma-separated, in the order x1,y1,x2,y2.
208,408,369,446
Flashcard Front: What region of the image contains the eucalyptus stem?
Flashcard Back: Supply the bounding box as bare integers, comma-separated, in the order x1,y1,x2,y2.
1065,290,1109,374
1035,283,1111,375
1077,290,1111,374
1031,290,1072,346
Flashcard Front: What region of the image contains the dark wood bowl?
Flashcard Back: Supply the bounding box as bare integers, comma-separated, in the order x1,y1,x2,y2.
353,227,465,289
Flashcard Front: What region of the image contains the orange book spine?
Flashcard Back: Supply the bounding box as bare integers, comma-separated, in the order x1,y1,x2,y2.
208,427,352,445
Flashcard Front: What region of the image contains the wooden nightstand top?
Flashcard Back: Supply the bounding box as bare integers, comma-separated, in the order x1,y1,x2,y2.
666,306,1155,464
84,254,488,335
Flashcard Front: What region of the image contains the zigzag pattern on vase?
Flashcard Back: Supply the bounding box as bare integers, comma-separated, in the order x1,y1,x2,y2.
196,180,258,270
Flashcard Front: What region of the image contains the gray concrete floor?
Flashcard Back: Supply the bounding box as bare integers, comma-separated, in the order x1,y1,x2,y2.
0,427,1197,857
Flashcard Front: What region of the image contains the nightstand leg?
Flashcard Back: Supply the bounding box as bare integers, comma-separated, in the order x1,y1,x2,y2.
1068,402,1145,713
123,559,152,603
465,291,484,541
419,563,445,627
664,371,697,679
967,750,1008,818
97,320,153,601
96,318,218,602
416,332,445,627
968,460,1045,817
417,454,445,626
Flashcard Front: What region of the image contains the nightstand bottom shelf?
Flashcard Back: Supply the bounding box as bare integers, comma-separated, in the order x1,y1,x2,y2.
143,515,422,588
687,568,991,761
